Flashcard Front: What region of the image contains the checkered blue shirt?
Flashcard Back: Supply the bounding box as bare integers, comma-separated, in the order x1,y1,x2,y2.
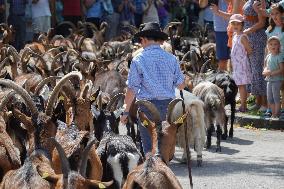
128,44,184,100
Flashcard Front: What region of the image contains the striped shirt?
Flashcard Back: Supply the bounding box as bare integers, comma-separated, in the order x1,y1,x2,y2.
128,44,184,100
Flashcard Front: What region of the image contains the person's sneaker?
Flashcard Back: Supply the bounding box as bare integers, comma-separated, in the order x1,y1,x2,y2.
271,116,279,121
248,104,260,111
263,110,272,119
259,106,267,112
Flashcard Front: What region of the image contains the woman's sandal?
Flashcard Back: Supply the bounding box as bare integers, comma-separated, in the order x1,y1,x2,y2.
237,107,248,113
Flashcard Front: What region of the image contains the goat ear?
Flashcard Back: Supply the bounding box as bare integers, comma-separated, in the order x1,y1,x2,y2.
36,165,60,183
86,179,113,188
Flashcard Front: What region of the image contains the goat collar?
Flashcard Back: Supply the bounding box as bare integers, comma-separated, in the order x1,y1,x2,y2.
173,112,188,126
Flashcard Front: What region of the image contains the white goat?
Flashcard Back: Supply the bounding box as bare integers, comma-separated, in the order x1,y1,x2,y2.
172,89,206,166
192,81,226,152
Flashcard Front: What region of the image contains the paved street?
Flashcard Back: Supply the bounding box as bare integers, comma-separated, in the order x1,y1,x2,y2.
171,126,284,189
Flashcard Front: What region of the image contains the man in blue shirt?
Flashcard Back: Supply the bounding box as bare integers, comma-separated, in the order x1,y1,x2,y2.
120,22,185,155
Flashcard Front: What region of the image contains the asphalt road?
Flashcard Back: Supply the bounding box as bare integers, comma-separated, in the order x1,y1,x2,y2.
171,126,284,189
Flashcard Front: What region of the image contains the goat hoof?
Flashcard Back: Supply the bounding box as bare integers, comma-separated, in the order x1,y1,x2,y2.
216,146,221,152
197,159,202,167
178,157,187,164
221,133,228,140
206,142,211,149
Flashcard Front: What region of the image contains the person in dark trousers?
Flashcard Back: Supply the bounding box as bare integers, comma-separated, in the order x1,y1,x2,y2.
7,0,27,51
0,0,5,23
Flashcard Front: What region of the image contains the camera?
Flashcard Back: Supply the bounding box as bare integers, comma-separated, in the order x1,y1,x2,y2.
208,0,218,5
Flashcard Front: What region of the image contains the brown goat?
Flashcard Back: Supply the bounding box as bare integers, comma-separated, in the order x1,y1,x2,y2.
135,99,187,164
0,138,112,189
122,99,185,189
0,114,21,181
40,138,112,189
123,155,182,189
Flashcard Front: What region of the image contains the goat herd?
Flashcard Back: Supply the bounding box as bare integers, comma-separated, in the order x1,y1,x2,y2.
0,21,239,189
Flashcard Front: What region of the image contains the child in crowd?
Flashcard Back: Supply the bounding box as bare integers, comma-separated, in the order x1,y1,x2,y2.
229,14,253,112
266,4,284,51
263,36,284,119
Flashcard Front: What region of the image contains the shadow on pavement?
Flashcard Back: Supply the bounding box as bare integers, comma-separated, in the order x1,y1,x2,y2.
206,146,240,155
222,136,254,146
169,159,284,179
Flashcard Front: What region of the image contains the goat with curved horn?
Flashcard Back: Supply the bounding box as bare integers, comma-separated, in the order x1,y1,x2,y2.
34,76,61,95
0,79,38,115
45,71,82,116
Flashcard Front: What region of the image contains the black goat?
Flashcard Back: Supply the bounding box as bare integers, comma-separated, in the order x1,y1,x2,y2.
206,71,238,139
92,95,143,189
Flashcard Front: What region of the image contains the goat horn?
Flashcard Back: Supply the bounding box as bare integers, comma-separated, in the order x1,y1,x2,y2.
78,138,98,177
34,76,62,95
190,50,198,73
56,21,76,31
80,80,92,99
166,98,183,124
0,57,10,70
51,51,67,70
0,90,16,111
45,71,82,116
37,33,47,43
77,36,86,50
31,52,49,73
97,92,102,110
49,137,70,176
181,51,191,62
46,46,63,54
7,46,20,62
21,47,33,64
200,59,212,74
135,100,161,124
106,93,124,112
0,79,38,115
